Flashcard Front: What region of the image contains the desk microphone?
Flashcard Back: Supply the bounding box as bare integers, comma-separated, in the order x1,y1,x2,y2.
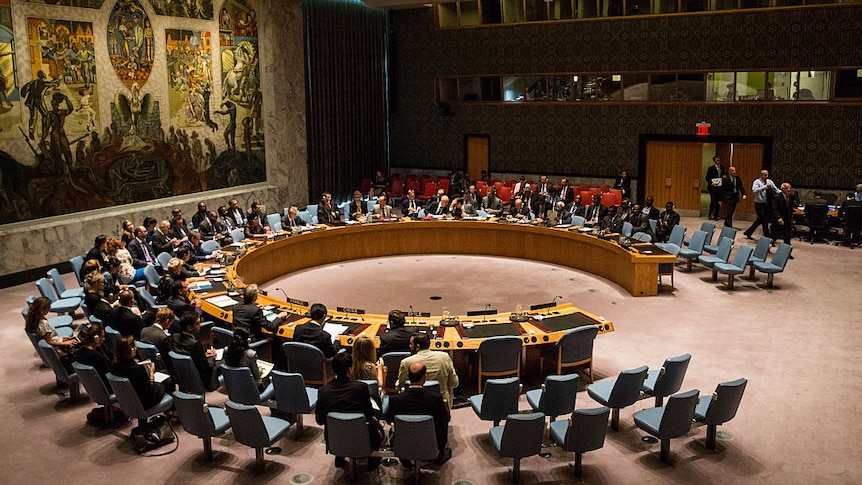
345,308,365,322
276,287,292,310
483,303,490,322
409,305,416,324
547,295,562,315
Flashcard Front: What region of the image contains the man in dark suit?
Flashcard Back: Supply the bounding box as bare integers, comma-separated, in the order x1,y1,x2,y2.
232,284,288,339
379,310,416,355
198,210,232,245
556,177,574,206
167,280,199,318
401,189,421,219
227,198,246,227
171,312,219,391
281,206,307,229
584,194,607,226
317,198,342,224
771,182,796,247
385,361,452,466
169,216,190,245
127,226,156,269
110,290,144,339
706,155,726,221
656,201,681,242
151,220,175,256
191,201,208,229
427,195,450,216
293,303,337,358
641,196,660,220
722,166,747,228
315,352,383,470
613,170,632,200
84,235,107,269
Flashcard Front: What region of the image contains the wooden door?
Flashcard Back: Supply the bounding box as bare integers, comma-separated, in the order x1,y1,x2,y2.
465,135,489,182
729,144,764,216
644,141,703,212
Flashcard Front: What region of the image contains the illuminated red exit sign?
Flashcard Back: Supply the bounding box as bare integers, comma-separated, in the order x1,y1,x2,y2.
696,122,712,136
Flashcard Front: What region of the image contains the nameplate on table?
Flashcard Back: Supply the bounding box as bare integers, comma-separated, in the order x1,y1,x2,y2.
337,306,366,315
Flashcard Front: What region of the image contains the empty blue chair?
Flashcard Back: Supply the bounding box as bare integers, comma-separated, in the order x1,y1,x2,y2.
271,370,318,438
586,365,649,431
382,351,411,394
69,256,85,286
156,251,173,270
677,230,708,271
220,364,274,405
47,268,85,299
633,389,700,463
475,335,522,392
684,221,715,247
715,245,754,289
139,287,165,311
393,414,440,483
326,412,373,479
489,412,546,484
470,377,521,426
694,378,748,450
571,215,586,226
746,236,773,279
73,362,117,424
704,226,737,255
35,277,81,315
143,265,161,289
752,243,793,288
526,373,579,422
266,213,282,232
632,231,652,242
642,353,691,406
549,407,610,479
103,326,121,359
621,221,633,237
200,239,222,254
39,340,80,401
656,224,686,253
225,400,291,473
540,325,599,382
697,237,734,281
282,342,333,387
107,372,173,427
648,218,658,233
230,228,245,242
173,391,231,461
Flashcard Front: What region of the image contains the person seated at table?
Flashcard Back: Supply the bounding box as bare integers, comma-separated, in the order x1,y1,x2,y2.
166,280,199,319
318,196,343,224
379,309,416,355
427,195,450,216
111,336,168,408
584,194,607,226
507,196,530,221
281,206,307,229
75,324,112,388
351,336,384,400
808,190,830,207
554,201,571,225
198,210,232,246
232,284,288,339
397,332,459,409
110,289,144,339
482,186,503,216
464,184,481,210
602,205,624,233
293,303,338,358
181,231,218,264
244,213,270,238
449,198,464,219
224,327,265,390
629,204,656,239
563,194,586,221
171,312,219,391
656,201,680,242
371,194,393,220
348,190,366,221
463,195,479,217
174,247,200,278
532,197,550,225
401,189,421,219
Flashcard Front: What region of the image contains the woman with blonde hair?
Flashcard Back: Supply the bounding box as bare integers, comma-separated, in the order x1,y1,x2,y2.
351,336,384,394
84,271,116,321
120,219,135,246
105,237,142,284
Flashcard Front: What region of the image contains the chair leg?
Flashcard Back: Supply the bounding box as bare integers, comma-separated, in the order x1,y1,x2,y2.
706,424,717,450
655,396,663,407
574,452,583,478
69,382,80,402
660,439,670,463
748,265,755,279
512,457,521,484
413,461,421,485
610,408,620,431
105,403,114,424
711,268,718,281
766,273,774,288
727,274,735,290
294,413,304,439
255,447,265,473
203,437,213,461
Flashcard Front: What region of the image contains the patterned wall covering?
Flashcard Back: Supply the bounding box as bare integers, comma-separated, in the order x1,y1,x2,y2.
388,6,862,189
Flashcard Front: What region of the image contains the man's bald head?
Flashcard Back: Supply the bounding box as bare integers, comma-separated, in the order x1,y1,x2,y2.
407,362,427,385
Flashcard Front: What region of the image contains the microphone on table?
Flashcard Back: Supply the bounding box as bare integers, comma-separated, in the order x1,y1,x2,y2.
547,295,562,315
483,303,490,322
276,287,291,310
410,304,416,324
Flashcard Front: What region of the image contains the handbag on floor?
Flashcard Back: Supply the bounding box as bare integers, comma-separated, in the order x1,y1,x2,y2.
130,415,175,454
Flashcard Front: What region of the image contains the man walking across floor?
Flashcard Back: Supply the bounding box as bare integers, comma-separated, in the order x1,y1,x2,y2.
706,155,726,221
722,166,747,228
744,170,781,240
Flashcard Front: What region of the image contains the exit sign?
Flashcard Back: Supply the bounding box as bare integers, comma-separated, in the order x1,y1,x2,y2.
696,122,712,136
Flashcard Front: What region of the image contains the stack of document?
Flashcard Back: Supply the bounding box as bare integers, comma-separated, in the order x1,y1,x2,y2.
206,295,239,308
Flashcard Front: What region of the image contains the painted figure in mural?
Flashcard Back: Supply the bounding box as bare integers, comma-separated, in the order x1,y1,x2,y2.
222,41,255,102
21,71,61,140
190,131,210,191
186,87,204,124
78,87,96,132
220,7,232,30
215,100,236,151
201,85,217,132
242,117,252,156
144,19,154,61
44,92,75,173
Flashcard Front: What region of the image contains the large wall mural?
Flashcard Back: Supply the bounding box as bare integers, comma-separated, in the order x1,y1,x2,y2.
0,0,267,225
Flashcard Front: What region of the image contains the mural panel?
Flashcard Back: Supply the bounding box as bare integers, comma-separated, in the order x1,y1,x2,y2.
0,0,20,139
148,0,213,20
165,29,215,129
24,0,105,7
107,0,153,90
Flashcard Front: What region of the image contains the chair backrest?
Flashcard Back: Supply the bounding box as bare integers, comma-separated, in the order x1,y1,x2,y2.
72,362,113,405
622,221,633,237
139,287,158,309
498,412,545,459
173,391,220,438
698,221,716,240
35,278,58,302
648,219,658,233
70,256,85,286
143,265,161,288
702,378,748,425
27,331,51,367
563,406,610,453
38,340,75,384
326,412,371,457
686,230,708,253
200,239,221,253
537,373,579,418
557,325,599,365
651,353,691,398
845,205,862,231
106,373,147,420
479,377,521,421
47,268,70,296
156,252,173,269
770,243,793,269
667,224,687,247
393,415,438,461
382,351,411,390
225,400,271,448
211,326,233,348
221,364,265,405
632,232,652,242
390,178,404,197
169,350,207,394
606,365,649,408
714,237,734,262
730,245,753,269
266,213,282,232
805,204,829,228
230,228,245,242
477,336,522,373
103,326,121,358
135,341,166,371
283,342,328,384
750,236,773,262
658,389,700,438
271,370,315,413
572,215,586,226
716,226,737,245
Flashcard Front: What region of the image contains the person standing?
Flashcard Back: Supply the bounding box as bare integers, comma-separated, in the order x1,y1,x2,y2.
613,170,631,200
706,156,726,221
721,166,747,228
743,170,781,240
771,182,796,250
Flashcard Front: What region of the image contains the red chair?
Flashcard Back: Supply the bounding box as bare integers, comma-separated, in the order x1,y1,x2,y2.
476,181,488,189
406,173,418,182
609,189,623,205
578,184,591,192
504,179,516,188
599,184,611,193
360,178,372,195
390,172,401,180
489,178,499,185
498,186,513,204
417,182,437,201
420,175,433,187
580,190,591,204
494,182,504,194
526,180,535,188
438,179,450,194
601,192,615,207
407,179,421,193
390,178,404,200
436,175,448,183
478,185,488,197
589,187,602,197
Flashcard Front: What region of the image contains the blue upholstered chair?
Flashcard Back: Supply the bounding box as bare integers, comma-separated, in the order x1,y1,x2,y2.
266,213,282,232
156,251,173,270
677,230,708,271
526,373,579,422
200,239,222,254
752,243,793,288
489,412,546,484
549,406,610,479
656,224,686,254
230,228,245,243
135,341,167,371
35,277,81,315
282,342,333,387
474,335,522,392
47,268,85,299
684,221,714,247
271,370,318,438
633,389,700,463
107,372,173,428
169,350,223,395
746,236,773,279
69,256,85,286
694,378,748,450
325,412,373,479
703,225,737,255
697,237,734,281
220,364,274,405
393,414,440,483
39,340,80,401
715,245,754,289
381,351,411,394
172,391,231,461
632,231,652,242
586,365,649,431
642,353,691,407
225,400,291,473
540,325,599,382
470,377,521,426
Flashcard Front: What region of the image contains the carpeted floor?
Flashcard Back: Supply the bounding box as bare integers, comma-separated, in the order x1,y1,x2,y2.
4,215,861,484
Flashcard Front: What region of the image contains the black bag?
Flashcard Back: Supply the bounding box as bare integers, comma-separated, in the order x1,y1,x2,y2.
130,415,175,454
86,405,128,428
